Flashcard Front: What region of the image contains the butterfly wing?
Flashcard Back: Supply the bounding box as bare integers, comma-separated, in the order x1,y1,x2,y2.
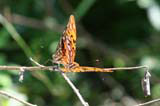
52,15,77,66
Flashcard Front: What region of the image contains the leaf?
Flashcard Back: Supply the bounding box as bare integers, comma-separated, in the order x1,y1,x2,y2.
0,74,12,88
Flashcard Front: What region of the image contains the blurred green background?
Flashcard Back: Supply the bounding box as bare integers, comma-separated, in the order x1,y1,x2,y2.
0,0,160,106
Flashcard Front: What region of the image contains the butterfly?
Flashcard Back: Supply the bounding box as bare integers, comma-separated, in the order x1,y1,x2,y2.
52,15,112,72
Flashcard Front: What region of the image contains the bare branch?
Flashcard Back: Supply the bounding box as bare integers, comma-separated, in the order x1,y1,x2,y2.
135,98,160,106
0,65,148,72
105,66,148,71
0,66,54,71
61,73,89,106
30,57,45,67
0,90,37,106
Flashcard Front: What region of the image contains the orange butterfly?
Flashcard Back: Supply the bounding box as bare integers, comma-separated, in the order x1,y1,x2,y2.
52,15,113,72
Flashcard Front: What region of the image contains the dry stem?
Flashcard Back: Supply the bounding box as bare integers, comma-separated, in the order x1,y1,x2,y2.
135,98,160,106
0,90,37,106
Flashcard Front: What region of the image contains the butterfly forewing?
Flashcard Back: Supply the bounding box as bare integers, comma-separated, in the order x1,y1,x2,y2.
52,15,77,67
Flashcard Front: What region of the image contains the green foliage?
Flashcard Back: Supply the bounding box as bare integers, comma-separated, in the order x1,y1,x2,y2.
0,0,160,106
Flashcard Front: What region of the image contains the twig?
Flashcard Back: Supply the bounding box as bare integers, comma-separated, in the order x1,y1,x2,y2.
0,66,54,71
134,98,160,106
30,58,44,67
61,73,89,106
104,66,148,71
0,65,148,72
0,90,37,106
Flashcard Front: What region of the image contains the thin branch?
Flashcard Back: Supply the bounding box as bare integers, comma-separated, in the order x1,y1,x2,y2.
61,73,89,106
135,98,160,106
0,65,148,72
30,58,45,67
104,66,148,71
0,90,37,106
0,66,54,71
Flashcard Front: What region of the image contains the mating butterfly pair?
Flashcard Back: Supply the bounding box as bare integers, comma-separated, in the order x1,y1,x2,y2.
52,15,112,72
